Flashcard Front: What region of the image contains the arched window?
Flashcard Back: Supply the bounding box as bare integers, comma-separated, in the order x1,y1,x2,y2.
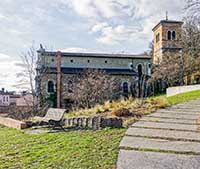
172,31,176,40
137,64,143,77
156,33,160,43
148,63,151,75
167,31,172,40
47,81,54,93
123,82,129,94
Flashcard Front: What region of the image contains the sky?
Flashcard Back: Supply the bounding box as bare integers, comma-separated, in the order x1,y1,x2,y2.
0,0,185,91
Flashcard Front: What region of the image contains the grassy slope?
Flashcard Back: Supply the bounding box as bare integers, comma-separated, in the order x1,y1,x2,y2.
0,127,125,169
1,90,200,169
167,90,200,105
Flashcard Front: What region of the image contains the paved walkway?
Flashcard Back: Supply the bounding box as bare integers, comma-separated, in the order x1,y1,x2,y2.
117,98,200,169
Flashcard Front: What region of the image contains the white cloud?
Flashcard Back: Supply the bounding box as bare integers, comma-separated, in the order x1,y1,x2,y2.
61,47,88,53
91,22,109,33
0,53,22,91
91,23,140,45
68,0,130,18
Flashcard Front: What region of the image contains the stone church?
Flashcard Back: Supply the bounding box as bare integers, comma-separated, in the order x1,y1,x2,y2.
36,18,184,108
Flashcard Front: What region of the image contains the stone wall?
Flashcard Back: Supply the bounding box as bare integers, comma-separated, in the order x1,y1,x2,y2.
64,116,123,130
167,84,200,97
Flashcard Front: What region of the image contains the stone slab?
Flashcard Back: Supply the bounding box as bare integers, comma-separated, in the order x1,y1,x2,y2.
132,121,199,131
126,127,200,141
0,116,26,130
120,136,200,154
117,150,200,169
140,116,196,125
158,109,200,114
148,112,199,120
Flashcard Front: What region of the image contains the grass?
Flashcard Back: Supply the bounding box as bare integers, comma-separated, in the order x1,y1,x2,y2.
0,126,126,169
167,90,200,105
1,90,200,168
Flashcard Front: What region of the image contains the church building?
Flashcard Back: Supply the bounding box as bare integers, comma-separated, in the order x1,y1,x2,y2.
36,18,185,108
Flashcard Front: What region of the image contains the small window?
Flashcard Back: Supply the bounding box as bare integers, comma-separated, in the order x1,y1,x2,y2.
167,31,172,40
172,31,176,40
70,59,74,63
51,59,55,62
105,60,108,63
156,33,160,43
122,82,129,94
47,81,54,93
137,64,143,77
88,60,90,63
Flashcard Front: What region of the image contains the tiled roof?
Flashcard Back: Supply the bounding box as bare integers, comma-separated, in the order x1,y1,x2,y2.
152,19,184,31
38,51,152,59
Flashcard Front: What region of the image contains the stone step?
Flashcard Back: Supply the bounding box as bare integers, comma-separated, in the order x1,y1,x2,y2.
117,150,200,169
148,112,199,120
132,121,199,131
120,136,200,154
141,116,196,125
158,109,200,114
126,127,200,141
172,106,200,110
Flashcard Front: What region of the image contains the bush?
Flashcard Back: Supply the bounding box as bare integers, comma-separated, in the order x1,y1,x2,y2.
112,108,131,117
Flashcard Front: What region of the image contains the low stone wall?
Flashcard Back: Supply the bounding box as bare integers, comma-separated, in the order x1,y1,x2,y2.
64,116,123,130
167,84,200,97
0,116,27,130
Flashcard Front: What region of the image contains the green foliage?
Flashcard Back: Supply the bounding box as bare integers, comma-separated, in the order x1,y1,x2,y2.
0,126,125,169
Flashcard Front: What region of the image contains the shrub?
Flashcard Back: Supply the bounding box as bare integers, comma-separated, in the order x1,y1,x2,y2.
112,108,131,117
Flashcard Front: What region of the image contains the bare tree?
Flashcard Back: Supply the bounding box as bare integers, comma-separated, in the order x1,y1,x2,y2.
70,69,118,109
185,0,200,18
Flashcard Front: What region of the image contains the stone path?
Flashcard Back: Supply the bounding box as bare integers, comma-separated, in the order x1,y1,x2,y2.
117,98,200,169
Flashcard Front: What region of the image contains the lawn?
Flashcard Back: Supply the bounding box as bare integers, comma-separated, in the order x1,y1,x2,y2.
167,90,200,105
1,90,200,169
0,126,126,169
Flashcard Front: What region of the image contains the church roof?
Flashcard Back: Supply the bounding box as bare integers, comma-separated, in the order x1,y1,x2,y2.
38,51,152,59
152,19,184,31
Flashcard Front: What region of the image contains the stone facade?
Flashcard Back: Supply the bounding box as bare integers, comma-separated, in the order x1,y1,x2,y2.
36,50,152,108
153,20,183,64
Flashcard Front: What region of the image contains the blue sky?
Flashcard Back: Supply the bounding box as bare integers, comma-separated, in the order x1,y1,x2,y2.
0,0,184,90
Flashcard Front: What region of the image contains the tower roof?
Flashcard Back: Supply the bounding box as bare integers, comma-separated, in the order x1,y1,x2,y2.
152,19,184,31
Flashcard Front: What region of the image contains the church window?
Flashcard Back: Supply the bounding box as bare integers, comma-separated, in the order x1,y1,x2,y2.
47,81,54,93
137,64,143,77
167,31,172,40
172,31,176,40
122,82,129,94
156,33,160,43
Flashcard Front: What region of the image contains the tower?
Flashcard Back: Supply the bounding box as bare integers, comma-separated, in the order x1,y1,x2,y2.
152,19,184,64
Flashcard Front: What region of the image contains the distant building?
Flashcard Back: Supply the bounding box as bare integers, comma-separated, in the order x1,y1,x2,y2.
0,88,10,106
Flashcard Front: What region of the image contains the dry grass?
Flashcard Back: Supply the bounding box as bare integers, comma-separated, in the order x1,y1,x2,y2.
66,96,169,121
111,108,131,117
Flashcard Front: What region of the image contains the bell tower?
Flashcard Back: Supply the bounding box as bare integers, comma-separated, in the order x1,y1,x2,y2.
152,18,184,64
